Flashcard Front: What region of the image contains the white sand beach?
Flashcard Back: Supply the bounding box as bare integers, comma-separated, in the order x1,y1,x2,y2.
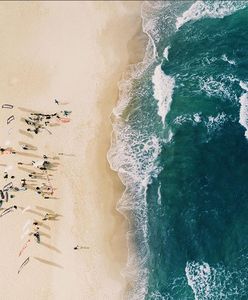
0,1,145,299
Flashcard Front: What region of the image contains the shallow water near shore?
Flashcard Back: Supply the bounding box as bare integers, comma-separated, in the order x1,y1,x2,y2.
109,1,248,299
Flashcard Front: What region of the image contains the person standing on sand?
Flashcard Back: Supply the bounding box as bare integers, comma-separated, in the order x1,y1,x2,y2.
0,190,5,200
21,179,27,188
55,99,59,105
0,147,16,155
33,231,40,243
32,221,40,243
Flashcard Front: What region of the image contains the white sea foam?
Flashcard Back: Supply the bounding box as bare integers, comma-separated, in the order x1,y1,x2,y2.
239,81,248,139
221,54,236,65
174,113,202,126
152,64,175,126
185,261,212,299
167,129,173,143
202,56,218,66
157,182,162,205
149,290,166,300
206,112,227,133
173,112,227,135
239,81,248,92
199,75,238,100
108,121,162,299
163,46,170,61
174,115,189,125
193,113,201,123
176,0,248,30
185,260,248,299
109,126,162,188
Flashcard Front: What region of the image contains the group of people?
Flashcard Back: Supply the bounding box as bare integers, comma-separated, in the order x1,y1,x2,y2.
24,110,71,135
0,101,71,274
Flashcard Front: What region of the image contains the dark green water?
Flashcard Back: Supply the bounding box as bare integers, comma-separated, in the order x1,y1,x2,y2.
109,1,248,299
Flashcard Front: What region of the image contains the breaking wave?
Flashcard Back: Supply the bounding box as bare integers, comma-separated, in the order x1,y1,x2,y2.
176,0,248,30
199,75,238,100
221,54,236,65
239,81,248,139
185,260,248,300
152,64,175,126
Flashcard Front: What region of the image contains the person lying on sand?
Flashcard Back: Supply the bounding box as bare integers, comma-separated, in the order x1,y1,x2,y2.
24,119,36,126
61,110,72,116
0,190,4,199
73,245,81,250
36,186,50,198
3,172,15,179
21,144,30,150
42,213,59,221
3,173,14,180
0,190,8,201
73,245,90,250
32,159,50,169
28,172,39,179
27,127,41,135
0,147,16,155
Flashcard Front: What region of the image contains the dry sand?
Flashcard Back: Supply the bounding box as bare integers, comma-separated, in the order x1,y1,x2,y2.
0,1,146,299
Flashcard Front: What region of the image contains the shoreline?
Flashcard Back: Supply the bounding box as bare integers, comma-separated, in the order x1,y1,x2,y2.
0,1,146,299
107,2,157,298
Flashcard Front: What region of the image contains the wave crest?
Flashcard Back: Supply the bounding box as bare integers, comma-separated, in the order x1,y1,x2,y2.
185,260,248,300
239,81,248,139
107,3,161,296
152,64,175,126
176,0,248,30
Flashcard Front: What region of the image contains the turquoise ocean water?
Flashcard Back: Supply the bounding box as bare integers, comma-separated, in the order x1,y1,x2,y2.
108,1,248,299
